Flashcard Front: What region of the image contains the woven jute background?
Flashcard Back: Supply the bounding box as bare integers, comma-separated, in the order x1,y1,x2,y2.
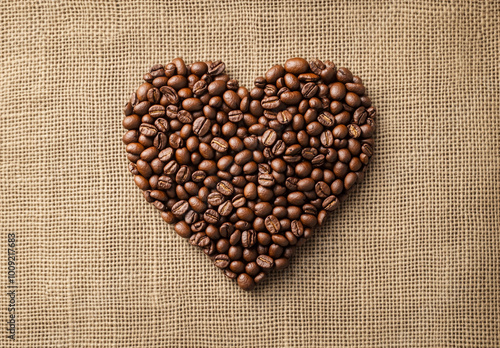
1,1,499,347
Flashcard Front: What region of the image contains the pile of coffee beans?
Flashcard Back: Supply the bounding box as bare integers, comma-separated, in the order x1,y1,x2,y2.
122,58,376,290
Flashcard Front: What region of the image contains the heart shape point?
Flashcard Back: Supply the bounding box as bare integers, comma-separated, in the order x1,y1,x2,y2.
122,58,376,290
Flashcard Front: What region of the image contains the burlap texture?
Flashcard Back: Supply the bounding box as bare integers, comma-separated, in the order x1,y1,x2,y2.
0,0,499,347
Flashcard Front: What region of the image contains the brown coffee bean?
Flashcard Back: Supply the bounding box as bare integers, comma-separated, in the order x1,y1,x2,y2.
337,67,353,83
217,180,234,196
298,73,319,82
265,215,280,234
284,58,309,75
140,146,159,162
208,60,225,76
237,273,255,291
214,254,230,269
322,195,339,211
204,209,220,224
241,230,257,248
361,144,373,157
256,255,274,269
172,200,189,216
211,137,229,152
174,221,191,238
262,129,277,146
218,200,233,216
280,91,302,105
291,220,304,237
139,123,157,137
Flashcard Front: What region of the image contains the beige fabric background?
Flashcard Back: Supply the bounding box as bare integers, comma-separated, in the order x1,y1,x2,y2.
0,0,499,347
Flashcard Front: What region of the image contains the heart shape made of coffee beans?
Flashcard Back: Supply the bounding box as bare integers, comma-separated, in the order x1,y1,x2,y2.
122,58,376,290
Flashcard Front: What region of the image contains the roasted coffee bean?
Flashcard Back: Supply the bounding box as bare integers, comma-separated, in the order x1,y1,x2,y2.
214,254,230,269
256,255,274,269
315,181,331,198
160,86,179,104
157,175,173,190
219,222,234,238
163,160,179,175
337,67,353,83
280,91,302,105
175,165,191,184
211,137,229,152
258,173,275,187
158,147,173,162
261,96,281,109
262,129,277,146
318,112,335,127
361,143,373,157
174,221,191,238
291,220,304,237
322,195,339,211
320,130,334,147
241,230,257,248
284,58,309,75
172,200,189,216
208,60,225,76
141,147,159,162
192,80,207,96
228,110,243,122
204,209,220,224
301,82,318,98
139,123,157,137
237,273,255,291
218,200,233,216
265,215,280,234
193,117,211,137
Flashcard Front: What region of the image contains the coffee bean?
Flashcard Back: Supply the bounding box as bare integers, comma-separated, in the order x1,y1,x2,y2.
228,110,243,122
317,112,335,127
208,60,225,76
175,165,191,184
361,144,373,157
262,129,277,146
284,58,309,75
291,220,304,237
160,86,179,105
237,273,255,291
157,175,173,190
241,230,257,248
204,209,220,224
297,178,315,191
217,180,234,196
322,195,339,211
174,221,191,238
261,96,281,109
301,82,318,98
320,131,334,147
265,215,280,234
258,173,275,187
214,254,230,269
192,117,211,137
211,137,229,152
280,91,302,105
315,181,331,198
256,255,274,269
141,147,159,162
172,200,189,216
218,200,233,216
139,123,157,137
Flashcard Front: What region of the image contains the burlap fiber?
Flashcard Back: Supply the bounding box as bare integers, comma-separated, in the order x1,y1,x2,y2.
0,0,499,347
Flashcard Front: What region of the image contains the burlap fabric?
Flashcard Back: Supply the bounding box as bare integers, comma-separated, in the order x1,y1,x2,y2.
1,1,498,347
